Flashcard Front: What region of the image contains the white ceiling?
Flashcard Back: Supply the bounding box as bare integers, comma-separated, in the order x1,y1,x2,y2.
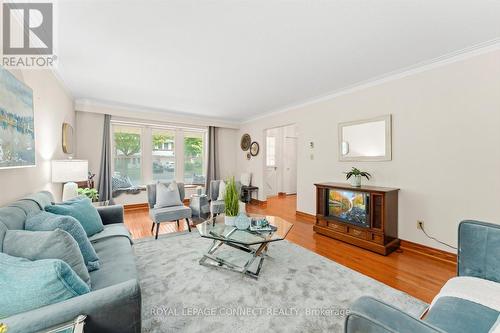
56,0,500,122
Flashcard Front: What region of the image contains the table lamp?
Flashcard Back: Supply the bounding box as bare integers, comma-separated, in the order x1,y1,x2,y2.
51,159,89,201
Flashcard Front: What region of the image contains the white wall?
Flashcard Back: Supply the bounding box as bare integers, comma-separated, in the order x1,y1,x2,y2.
237,49,500,251
76,111,104,183
0,69,75,205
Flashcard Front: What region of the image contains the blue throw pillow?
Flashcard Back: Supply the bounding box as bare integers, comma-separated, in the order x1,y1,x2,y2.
45,197,104,237
25,212,100,271
0,253,90,317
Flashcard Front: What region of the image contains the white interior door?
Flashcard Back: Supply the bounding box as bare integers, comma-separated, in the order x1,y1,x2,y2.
283,137,297,194
264,135,278,197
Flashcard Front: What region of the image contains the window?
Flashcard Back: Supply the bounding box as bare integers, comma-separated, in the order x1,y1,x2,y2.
184,131,205,185
266,136,276,167
111,122,206,187
152,129,175,182
112,125,142,185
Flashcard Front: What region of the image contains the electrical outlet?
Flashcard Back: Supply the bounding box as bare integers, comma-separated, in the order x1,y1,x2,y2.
417,220,424,230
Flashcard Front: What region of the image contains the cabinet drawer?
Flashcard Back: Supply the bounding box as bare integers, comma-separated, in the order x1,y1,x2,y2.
328,221,347,233
369,232,384,244
348,227,367,239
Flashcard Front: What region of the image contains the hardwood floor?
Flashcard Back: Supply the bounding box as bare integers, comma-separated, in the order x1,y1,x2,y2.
124,195,456,303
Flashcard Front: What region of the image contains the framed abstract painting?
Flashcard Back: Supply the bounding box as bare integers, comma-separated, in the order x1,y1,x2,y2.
0,67,35,169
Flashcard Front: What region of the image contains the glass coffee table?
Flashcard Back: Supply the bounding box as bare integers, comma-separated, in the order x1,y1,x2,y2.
196,214,293,279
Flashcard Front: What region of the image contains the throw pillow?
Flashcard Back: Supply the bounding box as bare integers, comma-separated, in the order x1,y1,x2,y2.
217,181,226,201
45,197,104,237
0,253,90,317
155,181,182,208
25,212,100,272
112,175,133,190
3,229,91,286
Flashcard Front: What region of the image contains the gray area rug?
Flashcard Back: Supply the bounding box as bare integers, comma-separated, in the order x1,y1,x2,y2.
134,232,427,333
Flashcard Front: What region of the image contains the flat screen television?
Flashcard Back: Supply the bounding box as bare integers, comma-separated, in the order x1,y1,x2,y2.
328,189,370,228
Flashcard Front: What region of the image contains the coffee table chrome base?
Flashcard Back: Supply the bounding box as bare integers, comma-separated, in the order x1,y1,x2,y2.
199,239,268,279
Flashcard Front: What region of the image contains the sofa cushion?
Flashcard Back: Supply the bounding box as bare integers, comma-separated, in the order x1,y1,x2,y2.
0,206,27,230
459,220,500,283
22,191,54,209
26,212,100,272
150,205,191,223
0,222,7,252
425,296,499,333
3,229,91,286
0,253,90,317
9,199,43,219
89,224,132,244
89,236,137,291
45,197,104,237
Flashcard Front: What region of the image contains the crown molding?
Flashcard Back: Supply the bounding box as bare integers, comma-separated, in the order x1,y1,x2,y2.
242,39,500,124
75,99,240,129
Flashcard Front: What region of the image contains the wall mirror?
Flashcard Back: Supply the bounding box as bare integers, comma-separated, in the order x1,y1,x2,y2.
338,115,392,161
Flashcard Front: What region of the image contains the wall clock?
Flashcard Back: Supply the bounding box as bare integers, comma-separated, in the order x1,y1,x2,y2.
240,133,251,151
250,141,259,156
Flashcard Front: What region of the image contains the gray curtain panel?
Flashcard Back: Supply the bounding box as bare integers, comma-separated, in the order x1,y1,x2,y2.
98,114,114,204
205,126,218,199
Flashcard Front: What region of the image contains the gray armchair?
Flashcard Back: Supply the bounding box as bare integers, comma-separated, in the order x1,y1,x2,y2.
146,182,192,239
209,180,242,217
344,220,500,333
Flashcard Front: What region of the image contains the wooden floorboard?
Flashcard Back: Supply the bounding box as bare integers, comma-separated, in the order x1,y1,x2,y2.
124,195,455,303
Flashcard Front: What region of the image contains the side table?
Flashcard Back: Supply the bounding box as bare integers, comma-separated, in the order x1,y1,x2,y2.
241,186,258,203
190,194,210,222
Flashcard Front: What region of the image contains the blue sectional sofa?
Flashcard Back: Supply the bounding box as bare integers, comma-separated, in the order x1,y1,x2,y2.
345,220,500,333
0,191,141,333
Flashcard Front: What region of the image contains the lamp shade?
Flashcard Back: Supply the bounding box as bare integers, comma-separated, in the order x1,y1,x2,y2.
51,160,88,183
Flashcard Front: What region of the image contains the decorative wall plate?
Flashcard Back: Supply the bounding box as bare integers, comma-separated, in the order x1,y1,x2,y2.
240,134,251,151
250,141,259,156
246,153,251,160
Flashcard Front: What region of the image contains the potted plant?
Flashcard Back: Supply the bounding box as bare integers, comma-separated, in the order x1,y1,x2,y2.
77,188,99,202
224,177,239,226
344,167,371,187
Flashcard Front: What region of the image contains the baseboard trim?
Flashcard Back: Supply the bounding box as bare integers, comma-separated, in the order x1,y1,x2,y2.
124,203,149,211
249,199,267,206
400,240,457,265
295,210,316,221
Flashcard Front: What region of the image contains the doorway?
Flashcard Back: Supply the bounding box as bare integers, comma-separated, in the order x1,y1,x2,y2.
264,124,298,198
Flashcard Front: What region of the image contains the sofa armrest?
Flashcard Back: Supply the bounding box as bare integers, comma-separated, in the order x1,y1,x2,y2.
97,205,124,225
344,296,444,333
458,220,500,283
3,279,141,333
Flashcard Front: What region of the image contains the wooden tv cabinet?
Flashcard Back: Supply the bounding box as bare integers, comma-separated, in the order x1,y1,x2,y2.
314,182,400,255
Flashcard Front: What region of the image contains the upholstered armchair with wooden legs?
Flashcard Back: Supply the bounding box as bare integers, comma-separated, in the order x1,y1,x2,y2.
146,182,192,239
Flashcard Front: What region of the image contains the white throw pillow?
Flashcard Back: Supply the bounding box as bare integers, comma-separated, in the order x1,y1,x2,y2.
155,181,182,208
217,181,226,201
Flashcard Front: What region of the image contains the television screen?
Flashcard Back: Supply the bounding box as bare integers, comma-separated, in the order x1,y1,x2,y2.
328,190,369,227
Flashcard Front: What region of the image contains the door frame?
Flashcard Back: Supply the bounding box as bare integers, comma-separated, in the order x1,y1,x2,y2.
262,123,297,198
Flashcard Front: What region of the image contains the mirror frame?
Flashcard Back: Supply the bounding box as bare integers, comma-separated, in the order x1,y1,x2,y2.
338,114,392,162
62,122,74,154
